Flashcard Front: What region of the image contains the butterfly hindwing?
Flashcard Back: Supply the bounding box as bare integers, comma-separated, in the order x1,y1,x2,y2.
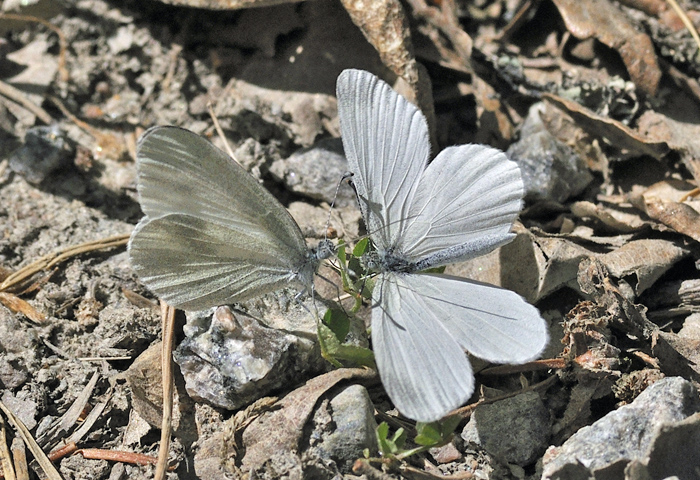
394,273,548,364
372,272,475,422
402,144,525,266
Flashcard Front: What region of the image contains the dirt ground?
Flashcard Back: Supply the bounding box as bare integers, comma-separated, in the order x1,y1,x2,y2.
1,0,700,479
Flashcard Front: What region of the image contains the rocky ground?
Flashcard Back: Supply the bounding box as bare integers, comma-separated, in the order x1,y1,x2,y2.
1,0,700,479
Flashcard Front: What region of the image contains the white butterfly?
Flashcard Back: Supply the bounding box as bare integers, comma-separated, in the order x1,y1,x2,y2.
128,126,334,311
336,69,548,422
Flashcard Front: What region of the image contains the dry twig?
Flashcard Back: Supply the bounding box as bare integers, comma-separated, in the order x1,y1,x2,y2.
154,302,176,480
0,234,130,292
0,402,62,480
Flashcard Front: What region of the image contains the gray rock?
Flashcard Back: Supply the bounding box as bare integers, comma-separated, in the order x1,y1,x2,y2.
461,391,550,466
307,384,378,473
9,125,73,184
645,412,700,480
507,102,593,204
542,377,700,479
269,137,356,207
174,305,324,410
0,356,29,389
1,391,38,430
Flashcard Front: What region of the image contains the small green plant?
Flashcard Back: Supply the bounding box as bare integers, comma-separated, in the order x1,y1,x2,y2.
335,238,373,310
317,238,377,368
317,307,375,368
369,415,462,461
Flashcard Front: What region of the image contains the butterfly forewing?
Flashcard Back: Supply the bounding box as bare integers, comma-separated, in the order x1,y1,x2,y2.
336,69,430,251
136,127,308,256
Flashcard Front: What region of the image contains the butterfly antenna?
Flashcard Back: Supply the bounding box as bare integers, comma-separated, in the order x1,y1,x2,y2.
323,171,354,243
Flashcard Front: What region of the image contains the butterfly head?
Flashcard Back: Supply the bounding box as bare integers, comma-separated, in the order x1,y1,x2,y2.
314,239,336,261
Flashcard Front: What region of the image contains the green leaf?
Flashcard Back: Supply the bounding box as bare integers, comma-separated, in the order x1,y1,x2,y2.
331,344,376,369
323,308,350,342
352,237,370,257
376,422,393,455
391,427,407,450
414,423,441,446
376,422,406,456
317,317,376,368
414,415,461,447
317,321,343,368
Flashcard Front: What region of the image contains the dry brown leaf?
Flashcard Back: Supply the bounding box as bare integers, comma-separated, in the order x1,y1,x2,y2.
652,313,700,386
551,380,608,443
340,0,417,86
241,368,377,469
539,101,609,175
0,292,46,324
630,180,700,243
407,0,473,75
543,93,669,160
652,331,700,384
638,179,698,204
616,0,667,16
644,200,700,243
490,226,688,302
637,110,700,186
597,239,689,295
577,257,659,339
571,201,650,233
550,0,661,96
340,0,437,148
473,76,514,146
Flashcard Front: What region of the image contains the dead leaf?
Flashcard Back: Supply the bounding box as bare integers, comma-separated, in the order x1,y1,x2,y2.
552,379,610,443
122,342,165,428
0,292,46,324
241,368,377,469
644,200,700,243
571,201,650,233
492,226,688,302
539,99,609,175
597,239,689,295
340,0,438,149
543,93,669,160
550,0,662,96
652,331,700,383
637,110,700,186
577,257,659,339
